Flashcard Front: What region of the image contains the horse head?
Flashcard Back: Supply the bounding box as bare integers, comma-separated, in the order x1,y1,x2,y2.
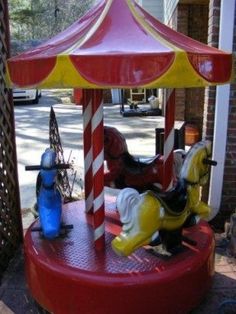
180,140,214,186
104,126,128,159
38,148,61,239
40,148,57,188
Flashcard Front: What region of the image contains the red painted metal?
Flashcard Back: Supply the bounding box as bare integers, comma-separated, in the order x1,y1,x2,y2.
91,90,105,250
73,54,174,87
24,199,215,314
8,57,57,87
74,88,82,104
7,0,232,88
83,89,93,214
135,3,232,83
187,53,232,83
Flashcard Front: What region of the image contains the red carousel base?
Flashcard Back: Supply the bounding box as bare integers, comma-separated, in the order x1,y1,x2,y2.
24,198,215,314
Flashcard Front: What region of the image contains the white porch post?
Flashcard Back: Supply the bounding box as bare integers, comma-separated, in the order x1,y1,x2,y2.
208,0,235,220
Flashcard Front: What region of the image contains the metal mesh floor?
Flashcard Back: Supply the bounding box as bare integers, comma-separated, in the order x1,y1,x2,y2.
25,198,213,275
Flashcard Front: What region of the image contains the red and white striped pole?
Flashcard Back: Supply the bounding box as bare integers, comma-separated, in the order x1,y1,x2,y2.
163,89,176,191
83,89,93,214
91,89,105,250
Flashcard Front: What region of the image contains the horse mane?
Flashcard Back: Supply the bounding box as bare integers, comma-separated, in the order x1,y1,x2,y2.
116,188,140,230
122,152,142,170
180,140,211,184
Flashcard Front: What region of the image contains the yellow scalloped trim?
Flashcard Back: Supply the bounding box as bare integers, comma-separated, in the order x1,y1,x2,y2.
34,55,97,89
144,51,211,88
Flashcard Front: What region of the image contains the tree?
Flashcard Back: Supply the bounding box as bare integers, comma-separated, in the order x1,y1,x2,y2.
8,0,95,42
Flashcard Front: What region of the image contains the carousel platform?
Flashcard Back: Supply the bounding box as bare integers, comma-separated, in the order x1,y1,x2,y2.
24,197,215,314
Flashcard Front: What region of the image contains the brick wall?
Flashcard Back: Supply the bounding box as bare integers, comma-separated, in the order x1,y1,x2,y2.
176,5,187,121
203,0,236,226
166,5,186,121
201,0,220,209
169,3,208,129
185,5,208,131
202,0,220,141
165,0,236,224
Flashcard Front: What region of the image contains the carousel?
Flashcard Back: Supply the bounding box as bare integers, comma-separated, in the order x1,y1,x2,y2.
7,0,233,313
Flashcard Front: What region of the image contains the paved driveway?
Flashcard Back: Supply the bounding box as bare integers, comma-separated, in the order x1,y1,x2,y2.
14,90,162,227
14,91,83,222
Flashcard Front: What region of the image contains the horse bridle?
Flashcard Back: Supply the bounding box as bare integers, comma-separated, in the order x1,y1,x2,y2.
185,146,217,185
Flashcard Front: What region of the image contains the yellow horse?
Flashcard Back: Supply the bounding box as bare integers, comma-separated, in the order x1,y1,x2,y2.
112,140,216,257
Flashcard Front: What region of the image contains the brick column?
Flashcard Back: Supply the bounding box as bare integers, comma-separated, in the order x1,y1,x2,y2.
204,0,236,227
171,5,188,121
169,4,208,126
202,0,221,141
201,0,220,207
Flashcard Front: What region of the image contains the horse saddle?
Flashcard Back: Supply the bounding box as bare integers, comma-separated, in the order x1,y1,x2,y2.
153,180,187,216
123,153,161,174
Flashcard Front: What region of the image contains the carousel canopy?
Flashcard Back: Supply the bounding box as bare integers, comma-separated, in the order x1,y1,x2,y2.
7,0,233,89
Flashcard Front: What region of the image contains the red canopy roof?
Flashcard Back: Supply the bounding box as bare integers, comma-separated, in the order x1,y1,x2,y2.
7,0,232,89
